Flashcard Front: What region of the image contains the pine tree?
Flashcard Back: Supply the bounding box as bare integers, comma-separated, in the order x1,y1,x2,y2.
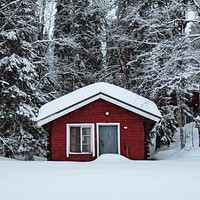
54,0,103,95
105,0,199,148
105,0,133,88
105,1,158,89
136,0,200,148
0,0,46,159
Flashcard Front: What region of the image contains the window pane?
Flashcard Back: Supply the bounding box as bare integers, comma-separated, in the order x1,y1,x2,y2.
82,127,90,136
82,127,91,152
82,135,90,144
70,127,80,152
82,144,91,152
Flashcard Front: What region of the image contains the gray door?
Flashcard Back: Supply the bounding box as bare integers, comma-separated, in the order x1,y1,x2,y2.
99,125,118,155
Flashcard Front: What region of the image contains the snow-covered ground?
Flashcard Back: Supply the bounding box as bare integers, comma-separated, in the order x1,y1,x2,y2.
0,123,200,200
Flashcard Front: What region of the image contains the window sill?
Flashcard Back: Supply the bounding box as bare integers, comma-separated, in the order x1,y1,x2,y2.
69,152,93,155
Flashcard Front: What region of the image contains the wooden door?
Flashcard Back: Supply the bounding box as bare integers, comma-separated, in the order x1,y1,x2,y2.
99,125,118,155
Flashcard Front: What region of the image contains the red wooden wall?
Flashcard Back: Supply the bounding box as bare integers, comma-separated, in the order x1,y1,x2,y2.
48,99,154,161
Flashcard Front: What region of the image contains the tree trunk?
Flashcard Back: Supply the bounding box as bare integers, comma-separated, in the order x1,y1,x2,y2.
176,89,185,149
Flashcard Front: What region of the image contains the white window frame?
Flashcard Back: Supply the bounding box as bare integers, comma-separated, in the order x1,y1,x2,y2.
66,123,95,157
96,123,120,157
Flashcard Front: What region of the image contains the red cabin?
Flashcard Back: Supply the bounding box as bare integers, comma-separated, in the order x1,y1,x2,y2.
37,82,161,161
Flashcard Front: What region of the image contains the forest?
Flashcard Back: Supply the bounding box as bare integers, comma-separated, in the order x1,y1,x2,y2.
0,0,199,160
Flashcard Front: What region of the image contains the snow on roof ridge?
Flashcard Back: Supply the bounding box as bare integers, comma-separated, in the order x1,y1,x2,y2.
37,82,162,125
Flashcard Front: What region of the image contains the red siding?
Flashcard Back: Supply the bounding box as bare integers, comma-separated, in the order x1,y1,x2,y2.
50,99,153,161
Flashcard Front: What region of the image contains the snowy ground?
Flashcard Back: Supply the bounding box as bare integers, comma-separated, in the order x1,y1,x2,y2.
0,123,200,200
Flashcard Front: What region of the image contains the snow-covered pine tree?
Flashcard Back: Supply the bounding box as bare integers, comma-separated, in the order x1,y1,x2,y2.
105,0,199,148
105,1,159,89
54,0,103,95
136,0,200,148
0,0,46,159
104,0,134,88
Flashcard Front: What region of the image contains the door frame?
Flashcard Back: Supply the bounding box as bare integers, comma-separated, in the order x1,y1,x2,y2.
96,123,120,157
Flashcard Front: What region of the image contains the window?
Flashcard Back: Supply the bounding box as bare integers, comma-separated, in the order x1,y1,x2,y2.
67,124,95,157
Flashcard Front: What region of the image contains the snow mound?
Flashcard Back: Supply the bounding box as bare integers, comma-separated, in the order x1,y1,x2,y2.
171,148,200,161
152,122,200,161
94,154,132,163
153,147,200,161
0,156,14,161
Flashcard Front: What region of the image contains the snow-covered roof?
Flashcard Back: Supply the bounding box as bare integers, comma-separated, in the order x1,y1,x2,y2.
37,82,162,126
